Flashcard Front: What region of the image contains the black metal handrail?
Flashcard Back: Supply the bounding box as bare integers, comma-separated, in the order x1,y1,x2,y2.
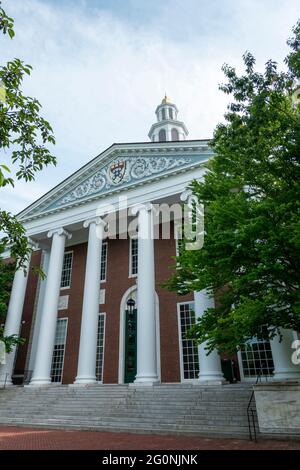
247,368,268,441
247,369,262,442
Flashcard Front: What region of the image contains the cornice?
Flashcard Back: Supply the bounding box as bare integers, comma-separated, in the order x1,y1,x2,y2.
18,140,212,224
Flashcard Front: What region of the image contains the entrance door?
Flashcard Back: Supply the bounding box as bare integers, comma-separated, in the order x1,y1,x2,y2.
124,307,137,383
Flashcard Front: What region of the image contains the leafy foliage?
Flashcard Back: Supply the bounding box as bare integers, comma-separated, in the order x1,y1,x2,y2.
165,21,300,354
0,1,56,350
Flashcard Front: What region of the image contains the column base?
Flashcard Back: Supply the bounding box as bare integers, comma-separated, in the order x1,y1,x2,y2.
192,379,226,386
28,377,52,387
194,371,226,385
133,374,159,386
73,376,97,385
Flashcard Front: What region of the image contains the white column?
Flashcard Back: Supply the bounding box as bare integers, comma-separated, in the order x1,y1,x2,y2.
270,329,300,380
0,252,32,386
74,218,106,384
194,290,225,384
29,228,71,386
27,250,50,373
132,203,158,385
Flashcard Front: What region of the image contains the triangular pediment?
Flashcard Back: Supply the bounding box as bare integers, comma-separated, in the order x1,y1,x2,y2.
18,141,212,221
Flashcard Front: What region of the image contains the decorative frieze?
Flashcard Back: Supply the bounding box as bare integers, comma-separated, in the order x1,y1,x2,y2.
52,155,194,209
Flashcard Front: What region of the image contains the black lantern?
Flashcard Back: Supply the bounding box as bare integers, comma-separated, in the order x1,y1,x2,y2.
126,298,136,316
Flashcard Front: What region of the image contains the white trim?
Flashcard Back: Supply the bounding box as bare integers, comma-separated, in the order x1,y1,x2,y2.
96,312,106,383
237,341,275,382
51,317,68,384
100,241,108,283
174,223,183,257
237,350,256,383
19,141,210,223
177,304,185,383
22,165,208,237
118,286,161,384
129,237,138,278
60,250,73,290
177,301,198,383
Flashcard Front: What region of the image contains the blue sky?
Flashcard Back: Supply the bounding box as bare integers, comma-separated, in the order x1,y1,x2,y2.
1,0,299,214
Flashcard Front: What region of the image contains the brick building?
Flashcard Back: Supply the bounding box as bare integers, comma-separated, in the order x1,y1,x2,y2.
1,97,299,388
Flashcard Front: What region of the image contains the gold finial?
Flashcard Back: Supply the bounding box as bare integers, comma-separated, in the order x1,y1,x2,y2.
161,93,171,105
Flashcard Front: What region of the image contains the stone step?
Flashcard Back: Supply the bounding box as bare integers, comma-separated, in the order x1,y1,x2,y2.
0,417,249,434
0,384,254,438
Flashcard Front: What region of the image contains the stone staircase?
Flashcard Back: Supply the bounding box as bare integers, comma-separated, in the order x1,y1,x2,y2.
0,383,254,438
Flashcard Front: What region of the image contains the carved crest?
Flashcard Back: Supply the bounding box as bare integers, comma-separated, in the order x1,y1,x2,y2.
108,160,126,185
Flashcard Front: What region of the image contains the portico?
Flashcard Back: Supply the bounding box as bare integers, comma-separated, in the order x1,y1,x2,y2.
1,97,299,388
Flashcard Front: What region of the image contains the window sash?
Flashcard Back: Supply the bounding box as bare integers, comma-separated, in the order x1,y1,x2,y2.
100,242,108,282
96,313,106,382
177,302,199,381
130,238,138,276
60,251,73,289
51,318,68,383
239,339,274,378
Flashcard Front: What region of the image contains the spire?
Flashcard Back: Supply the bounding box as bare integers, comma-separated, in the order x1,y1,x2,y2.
148,96,188,142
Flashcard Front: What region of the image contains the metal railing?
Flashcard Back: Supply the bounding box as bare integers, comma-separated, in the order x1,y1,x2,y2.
247,368,268,441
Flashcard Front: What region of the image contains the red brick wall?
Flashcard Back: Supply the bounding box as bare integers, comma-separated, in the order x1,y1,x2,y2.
13,250,42,375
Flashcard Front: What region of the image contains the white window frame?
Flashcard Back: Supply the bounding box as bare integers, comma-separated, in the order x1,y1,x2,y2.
96,312,106,383
237,339,274,382
100,241,108,283
177,301,199,382
129,237,138,278
51,317,68,384
174,223,184,257
60,251,73,290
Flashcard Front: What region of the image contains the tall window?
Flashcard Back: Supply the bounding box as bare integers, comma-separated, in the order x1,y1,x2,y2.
96,313,106,382
161,108,166,120
158,129,166,142
240,339,274,378
178,302,199,380
51,318,68,383
169,108,173,119
60,251,73,289
130,238,138,276
171,128,179,141
100,242,108,282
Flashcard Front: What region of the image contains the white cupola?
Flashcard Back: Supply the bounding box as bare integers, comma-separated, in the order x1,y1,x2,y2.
148,95,189,142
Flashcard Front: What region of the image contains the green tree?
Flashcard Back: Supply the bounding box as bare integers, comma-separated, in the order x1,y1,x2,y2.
0,1,56,351
165,21,300,354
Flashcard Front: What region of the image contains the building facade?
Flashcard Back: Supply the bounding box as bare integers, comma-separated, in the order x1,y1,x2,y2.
1,97,299,387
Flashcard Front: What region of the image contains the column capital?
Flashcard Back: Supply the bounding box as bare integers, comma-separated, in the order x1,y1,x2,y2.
47,228,72,240
83,217,107,229
180,189,192,202
131,202,153,216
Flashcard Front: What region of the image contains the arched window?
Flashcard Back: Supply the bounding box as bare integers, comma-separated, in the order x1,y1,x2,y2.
171,128,179,141
169,108,173,119
161,108,166,120
158,129,166,141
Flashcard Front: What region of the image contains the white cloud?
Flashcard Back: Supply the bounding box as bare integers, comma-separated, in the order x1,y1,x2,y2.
1,0,299,214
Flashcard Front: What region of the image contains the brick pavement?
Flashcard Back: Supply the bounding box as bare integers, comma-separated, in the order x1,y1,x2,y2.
0,427,299,450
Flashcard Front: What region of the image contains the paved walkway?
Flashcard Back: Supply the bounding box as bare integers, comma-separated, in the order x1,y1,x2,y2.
0,427,299,450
